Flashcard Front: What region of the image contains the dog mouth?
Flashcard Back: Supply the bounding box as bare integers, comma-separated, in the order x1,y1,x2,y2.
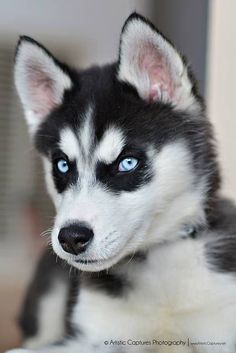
71,255,121,271
73,238,130,267
71,245,130,270
55,225,144,271
75,258,100,264
75,254,119,265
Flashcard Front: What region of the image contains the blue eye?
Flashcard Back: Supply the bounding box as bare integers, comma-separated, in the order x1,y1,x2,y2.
57,159,69,173
118,157,138,172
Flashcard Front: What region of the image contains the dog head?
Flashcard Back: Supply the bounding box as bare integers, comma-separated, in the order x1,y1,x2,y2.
14,14,220,271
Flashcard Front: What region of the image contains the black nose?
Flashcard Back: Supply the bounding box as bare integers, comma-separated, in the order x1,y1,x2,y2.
58,223,94,255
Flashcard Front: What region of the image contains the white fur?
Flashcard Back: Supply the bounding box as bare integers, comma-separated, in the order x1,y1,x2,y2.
79,105,94,160
59,128,80,161
49,139,206,273
95,127,125,164
7,238,236,353
118,17,200,113
10,19,236,353
9,101,234,353
71,237,236,353
146,141,206,244
24,280,68,349
76,106,97,188
15,39,72,134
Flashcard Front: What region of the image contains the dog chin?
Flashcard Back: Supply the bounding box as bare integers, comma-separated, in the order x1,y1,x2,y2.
52,242,130,272
69,255,123,272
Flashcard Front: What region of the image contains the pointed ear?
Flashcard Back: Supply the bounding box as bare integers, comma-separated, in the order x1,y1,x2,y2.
14,36,73,134
118,14,197,111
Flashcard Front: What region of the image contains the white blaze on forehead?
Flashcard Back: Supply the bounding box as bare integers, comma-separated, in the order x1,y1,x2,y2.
59,127,79,160
79,105,94,158
96,127,125,164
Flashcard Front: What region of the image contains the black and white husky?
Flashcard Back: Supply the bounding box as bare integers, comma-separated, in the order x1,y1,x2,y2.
7,13,236,353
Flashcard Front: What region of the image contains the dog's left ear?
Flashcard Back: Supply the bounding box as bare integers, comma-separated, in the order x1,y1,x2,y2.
14,36,73,134
118,14,197,111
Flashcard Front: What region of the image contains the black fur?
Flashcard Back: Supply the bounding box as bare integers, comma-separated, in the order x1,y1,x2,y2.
18,249,79,340
206,235,236,273
205,199,236,273
52,152,78,193
18,13,236,348
14,14,218,202
81,271,130,297
14,12,221,225
79,252,147,296
31,60,220,202
96,148,152,193
19,249,142,341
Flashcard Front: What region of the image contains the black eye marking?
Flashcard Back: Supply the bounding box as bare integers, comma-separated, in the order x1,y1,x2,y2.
52,151,78,193
96,148,153,192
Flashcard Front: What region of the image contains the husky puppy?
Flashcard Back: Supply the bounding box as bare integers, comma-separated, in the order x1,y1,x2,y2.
7,13,236,353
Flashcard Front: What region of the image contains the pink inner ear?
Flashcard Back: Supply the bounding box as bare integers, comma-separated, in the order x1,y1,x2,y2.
138,42,175,102
27,62,58,116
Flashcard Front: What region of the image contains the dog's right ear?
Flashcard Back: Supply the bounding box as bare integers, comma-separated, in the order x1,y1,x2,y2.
117,14,198,112
15,36,73,135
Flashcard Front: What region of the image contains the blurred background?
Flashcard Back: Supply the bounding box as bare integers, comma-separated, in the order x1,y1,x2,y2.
0,0,235,351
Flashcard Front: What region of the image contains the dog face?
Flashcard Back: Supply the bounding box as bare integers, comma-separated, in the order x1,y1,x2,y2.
14,14,219,271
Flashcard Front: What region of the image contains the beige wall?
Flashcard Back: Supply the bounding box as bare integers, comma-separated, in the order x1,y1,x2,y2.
0,0,153,66
207,0,236,200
